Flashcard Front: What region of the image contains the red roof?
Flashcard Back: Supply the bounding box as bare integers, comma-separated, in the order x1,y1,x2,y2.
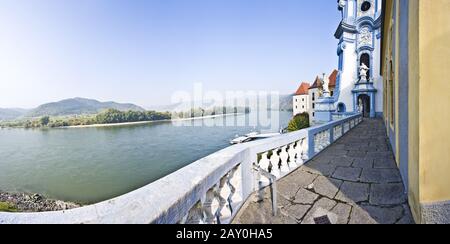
295,82,311,95
310,76,321,89
329,69,338,87
309,69,339,90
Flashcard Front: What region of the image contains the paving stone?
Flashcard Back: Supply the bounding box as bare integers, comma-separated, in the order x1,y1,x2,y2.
352,158,374,169
301,161,336,177
233,119,414,225
282,204,311,221
293,189,319,205
278,171,317,199
234,201,273,224
312,154,335,164
276,194,292,208
357,204,404,224
270,214,299,224
373,158,398,169
330,156,354,167
301,198,337,224
348,205,378,224
312,176,343,199
360,168,402,183
370,183,407,205
279,169,317,188
331,203,352,224
335,182,370,204
347,151,367,158
366,151,393,160
276,181,299,200
396,205,415,224
332,167,362,182
323,148,348,157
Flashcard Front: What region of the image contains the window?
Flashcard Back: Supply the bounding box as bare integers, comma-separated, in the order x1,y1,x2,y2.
337,103,346,113
312,112,315,117
302,98,305,102
302,106,305,109
313,103,315,109
361,1,371,12
312,93,315,101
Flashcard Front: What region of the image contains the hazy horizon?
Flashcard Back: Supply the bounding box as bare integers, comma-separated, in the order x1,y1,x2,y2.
0,0,340,109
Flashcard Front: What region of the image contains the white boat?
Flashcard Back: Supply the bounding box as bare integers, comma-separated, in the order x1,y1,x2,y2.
230,132,281,145
230,136,253,144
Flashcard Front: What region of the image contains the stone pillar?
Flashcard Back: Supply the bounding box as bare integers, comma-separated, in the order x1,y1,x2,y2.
314,97,336,123
370,94,376,118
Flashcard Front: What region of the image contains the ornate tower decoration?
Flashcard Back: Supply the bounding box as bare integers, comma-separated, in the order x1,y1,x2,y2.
332,0,383,119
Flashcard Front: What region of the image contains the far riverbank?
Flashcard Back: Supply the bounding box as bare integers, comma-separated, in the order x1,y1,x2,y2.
64,113,244,128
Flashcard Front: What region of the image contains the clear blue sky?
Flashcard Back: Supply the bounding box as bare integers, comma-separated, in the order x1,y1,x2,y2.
0,0,341,108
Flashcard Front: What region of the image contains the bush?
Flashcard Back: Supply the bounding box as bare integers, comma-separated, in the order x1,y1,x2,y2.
287,112,310,132
0,202,17,212
40,116,50,126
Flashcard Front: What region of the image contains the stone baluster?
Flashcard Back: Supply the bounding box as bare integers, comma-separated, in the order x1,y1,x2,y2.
179,201,205,224
314,134,319,153
203,187,220,224
228,165,243,210
295,140,304,164
288,142,299,168
279,146,290,174
217,176,232,222
326,130,331,146
301,138,309,161
258,152,271,185
269,150,281,179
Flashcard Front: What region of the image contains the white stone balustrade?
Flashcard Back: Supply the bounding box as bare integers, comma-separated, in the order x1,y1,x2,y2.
0,114,362,224
334,124,343,140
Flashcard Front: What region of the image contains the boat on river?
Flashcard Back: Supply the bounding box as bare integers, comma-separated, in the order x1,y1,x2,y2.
230,132,281,145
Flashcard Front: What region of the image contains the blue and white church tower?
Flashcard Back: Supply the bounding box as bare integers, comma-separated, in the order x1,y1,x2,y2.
333,0,383,118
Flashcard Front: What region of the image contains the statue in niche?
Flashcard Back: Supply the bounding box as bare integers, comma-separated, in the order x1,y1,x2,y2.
359,63,370,82
322,73,330,97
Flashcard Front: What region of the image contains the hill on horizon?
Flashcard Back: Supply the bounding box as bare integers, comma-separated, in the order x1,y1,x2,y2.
0,108,29,121
24,98,145,118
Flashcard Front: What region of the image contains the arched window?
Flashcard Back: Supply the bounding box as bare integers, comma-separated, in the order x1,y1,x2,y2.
360,53,371,78
337,103,346,113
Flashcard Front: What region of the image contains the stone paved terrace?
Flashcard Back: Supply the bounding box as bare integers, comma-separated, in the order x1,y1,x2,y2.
233,119,415,224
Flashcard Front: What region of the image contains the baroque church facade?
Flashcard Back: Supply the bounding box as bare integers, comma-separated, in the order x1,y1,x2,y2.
333,0,384,118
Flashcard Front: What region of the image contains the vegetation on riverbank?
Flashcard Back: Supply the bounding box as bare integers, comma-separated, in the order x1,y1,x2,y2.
0,201,17,212
0,107,250,129
287,112,310,132
0,192,81,213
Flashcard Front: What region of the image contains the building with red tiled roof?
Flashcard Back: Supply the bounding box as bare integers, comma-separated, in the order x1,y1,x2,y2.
295,82,311,96
293,82,311,116
309,70,338,90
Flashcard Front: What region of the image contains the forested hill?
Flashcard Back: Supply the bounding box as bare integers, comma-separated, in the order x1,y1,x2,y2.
26,98,145,117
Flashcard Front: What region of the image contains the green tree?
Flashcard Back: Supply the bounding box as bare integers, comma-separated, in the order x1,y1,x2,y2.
40,116,50,126
287,113,310,132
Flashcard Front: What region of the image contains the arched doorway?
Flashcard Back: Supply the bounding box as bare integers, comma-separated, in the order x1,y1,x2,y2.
358,94,371,118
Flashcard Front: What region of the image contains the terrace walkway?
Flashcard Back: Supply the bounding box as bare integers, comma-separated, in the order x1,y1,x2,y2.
233,119,415,224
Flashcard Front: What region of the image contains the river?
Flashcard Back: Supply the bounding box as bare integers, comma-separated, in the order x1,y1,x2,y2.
0,111,291,203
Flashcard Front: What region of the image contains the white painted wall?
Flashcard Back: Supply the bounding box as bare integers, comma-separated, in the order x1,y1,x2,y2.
293,94,309,116
336,40,358,112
